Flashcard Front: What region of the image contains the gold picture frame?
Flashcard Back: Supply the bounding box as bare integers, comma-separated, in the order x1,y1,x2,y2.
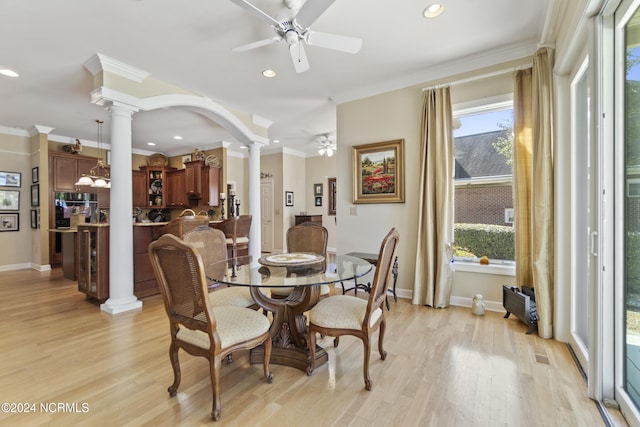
352,139,404,204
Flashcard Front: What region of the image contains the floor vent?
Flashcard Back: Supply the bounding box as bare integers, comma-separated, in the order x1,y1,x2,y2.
535,353,550,365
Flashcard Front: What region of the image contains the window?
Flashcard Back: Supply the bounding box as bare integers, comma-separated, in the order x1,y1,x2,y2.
453,102,515,264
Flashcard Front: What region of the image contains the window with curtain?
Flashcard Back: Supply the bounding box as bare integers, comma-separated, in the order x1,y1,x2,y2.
453,104,515,264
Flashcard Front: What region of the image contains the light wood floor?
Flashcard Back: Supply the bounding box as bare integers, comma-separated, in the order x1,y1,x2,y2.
0,268,618,426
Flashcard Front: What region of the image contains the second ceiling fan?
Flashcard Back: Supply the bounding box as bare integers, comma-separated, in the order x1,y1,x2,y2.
228,0,362,73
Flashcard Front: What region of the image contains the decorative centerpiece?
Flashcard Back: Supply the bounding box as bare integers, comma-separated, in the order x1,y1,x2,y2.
258,253,324,267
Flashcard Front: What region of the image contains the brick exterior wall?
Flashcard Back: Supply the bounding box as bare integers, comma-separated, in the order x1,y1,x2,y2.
455,184,513,226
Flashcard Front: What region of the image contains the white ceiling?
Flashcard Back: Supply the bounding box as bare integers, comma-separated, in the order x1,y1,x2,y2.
0,0,551,158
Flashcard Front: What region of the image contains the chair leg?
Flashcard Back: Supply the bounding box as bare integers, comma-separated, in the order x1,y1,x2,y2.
378,319,387,360
307,328,317,376
362,336,372,391
167,342,181,396
263,335,274,383
209,356,223,421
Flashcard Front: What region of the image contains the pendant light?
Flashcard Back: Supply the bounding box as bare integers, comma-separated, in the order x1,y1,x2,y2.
75,120,111,188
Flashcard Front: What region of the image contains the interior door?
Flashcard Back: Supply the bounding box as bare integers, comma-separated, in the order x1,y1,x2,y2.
260,180,273,253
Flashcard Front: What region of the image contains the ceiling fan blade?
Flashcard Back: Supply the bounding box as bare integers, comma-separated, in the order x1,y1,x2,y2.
294,0,336,29
289,43,310,73
232,36,283,52
227,0,281,27
306,31,362,54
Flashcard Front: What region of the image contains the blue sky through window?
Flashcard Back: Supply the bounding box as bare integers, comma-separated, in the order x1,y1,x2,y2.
454,109,513,137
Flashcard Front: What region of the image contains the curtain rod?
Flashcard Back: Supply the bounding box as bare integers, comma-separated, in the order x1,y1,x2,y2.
421,64,532,91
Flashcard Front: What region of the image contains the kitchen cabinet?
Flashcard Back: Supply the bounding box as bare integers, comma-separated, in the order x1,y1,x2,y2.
133,225,160,298
201,165,221,206
139,166,176,208
166,169,188,207
77,225,109,302
184,160,220,206
132,170,147,208
184,160,202,197
51,153,92,192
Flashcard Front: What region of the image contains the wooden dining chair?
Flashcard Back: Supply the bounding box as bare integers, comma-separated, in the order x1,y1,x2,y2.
212,215,252,259
183,226,256,309
306,228,400,390
270,221,331,299
148,234,273,421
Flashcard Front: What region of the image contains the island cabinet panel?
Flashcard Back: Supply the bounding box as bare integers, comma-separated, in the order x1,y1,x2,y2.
132,170,147,208
166,169,188,207
133,225,160,298
77,225,109,302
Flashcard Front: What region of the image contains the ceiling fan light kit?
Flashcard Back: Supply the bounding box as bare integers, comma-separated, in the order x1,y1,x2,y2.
229,0,362,73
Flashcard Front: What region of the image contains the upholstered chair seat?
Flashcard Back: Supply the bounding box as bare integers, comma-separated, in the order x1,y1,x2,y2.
308,295,383,330
306,228,400,391
177,305,270,349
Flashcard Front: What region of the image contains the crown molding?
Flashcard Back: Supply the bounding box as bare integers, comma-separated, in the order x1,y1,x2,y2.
84,53,151,83
332,39,538,105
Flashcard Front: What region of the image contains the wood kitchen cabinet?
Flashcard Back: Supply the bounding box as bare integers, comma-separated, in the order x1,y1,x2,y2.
133,225,160,298
139,166,176,208
201,165,221,206
77,225,109,302
184,160,202,197
132,170,147,208
50,153,98,192
166,169,188,207
184,160,220,206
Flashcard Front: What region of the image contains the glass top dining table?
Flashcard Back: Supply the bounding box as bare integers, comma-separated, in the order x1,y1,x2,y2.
206,253,373,289
205,253,373,372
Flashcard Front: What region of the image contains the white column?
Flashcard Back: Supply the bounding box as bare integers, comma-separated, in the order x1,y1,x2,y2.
247,141,264,259
100,103,142,314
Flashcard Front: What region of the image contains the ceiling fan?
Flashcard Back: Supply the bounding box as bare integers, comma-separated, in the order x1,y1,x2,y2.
316,134,337,156
228,0,362,73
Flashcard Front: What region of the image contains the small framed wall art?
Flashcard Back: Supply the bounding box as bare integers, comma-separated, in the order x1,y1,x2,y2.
0,213,19,231
0,190,20,210
0,171,21,187
285,191,294,207
31,184,40,207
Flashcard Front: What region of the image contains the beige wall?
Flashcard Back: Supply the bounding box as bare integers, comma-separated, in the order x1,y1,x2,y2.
336,60,531,304
0,133,37,270
305,156,337,251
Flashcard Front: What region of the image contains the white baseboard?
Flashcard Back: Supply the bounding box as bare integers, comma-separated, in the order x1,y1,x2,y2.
0,262,50,272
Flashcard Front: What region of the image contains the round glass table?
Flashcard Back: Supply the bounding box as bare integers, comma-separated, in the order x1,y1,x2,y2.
207,254,373,372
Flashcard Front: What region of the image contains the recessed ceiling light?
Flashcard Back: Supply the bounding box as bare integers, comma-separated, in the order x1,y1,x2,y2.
147,142,156,146
272,139,280,143
262,69,276,78
173,135,182,140
423,3,444,18
0,69,19,77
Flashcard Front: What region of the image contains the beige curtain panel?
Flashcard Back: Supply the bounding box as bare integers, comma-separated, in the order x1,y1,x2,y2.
413,86,454,308
513,48,555,339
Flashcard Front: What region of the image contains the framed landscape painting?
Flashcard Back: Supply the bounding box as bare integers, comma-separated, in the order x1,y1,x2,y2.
352,139,404,204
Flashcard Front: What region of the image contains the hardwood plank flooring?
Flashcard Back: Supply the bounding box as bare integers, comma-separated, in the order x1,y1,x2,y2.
0,268,618,426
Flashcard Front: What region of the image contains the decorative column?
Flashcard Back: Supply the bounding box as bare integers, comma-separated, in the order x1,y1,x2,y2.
247,141,264,260
100,103,142,314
